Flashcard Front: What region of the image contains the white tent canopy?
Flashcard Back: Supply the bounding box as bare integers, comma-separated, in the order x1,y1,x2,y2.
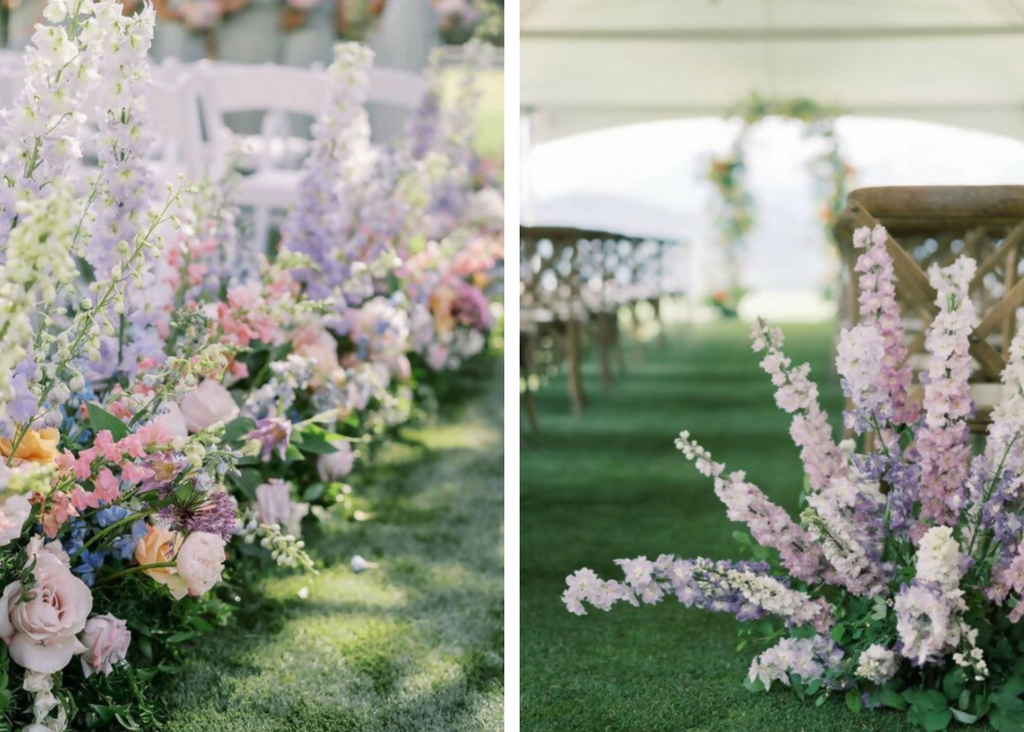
522,0,1024,142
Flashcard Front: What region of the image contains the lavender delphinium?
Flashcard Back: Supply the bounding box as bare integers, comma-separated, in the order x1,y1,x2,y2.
565,224,1024,729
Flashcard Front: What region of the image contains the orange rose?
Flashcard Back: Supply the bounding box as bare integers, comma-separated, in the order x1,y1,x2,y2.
134,525,187,600
429,284,458,336
0,428,60,465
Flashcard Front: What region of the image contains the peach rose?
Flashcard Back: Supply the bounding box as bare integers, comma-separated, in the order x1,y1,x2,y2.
292,323,341,386
0,543,93,672
178,379,240,433
0,428,60,466
135,525,187,600
79,613,131,678
176,532,226,597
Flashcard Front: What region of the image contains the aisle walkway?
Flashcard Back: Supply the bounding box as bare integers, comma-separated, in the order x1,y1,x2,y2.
520,322,919,732
162,363,504,732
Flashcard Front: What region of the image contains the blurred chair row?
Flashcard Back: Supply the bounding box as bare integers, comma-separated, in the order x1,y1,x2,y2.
519,226,682,432
0,48,429,249
834,185,1024,435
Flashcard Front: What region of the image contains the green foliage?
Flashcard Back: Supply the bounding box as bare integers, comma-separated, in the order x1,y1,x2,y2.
86,403,130,441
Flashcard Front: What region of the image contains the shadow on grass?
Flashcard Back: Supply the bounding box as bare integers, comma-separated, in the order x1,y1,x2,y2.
160,360,504,732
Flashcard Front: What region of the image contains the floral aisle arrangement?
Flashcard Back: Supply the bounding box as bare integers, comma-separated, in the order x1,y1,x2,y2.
564,225,1024,731
705,95,851,293
0,0,501,728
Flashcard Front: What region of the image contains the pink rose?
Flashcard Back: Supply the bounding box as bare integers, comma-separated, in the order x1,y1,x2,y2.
153,402,189,438
292,323,341,386
427,343,449,371
0,545,92,672
79,613,130,678
0,493,31,547
256,479,292,526
175,532,226,597
179,379,240,433
317,441,354,482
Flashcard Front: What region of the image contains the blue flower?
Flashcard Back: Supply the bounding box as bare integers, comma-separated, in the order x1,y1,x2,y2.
111,520,147,560
95,505,131,528
74,549,107,587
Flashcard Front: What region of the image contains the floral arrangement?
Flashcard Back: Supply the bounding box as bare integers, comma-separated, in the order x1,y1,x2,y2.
0,2,501,728
706,95,851,290
564,225,1024,731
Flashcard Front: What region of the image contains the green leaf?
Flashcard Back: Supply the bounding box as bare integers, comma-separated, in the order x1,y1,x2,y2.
845,689,862,713
921,709,951,732
991,706,1024,732
994,675,1024,709
222,417,256,444
903,689,947,712
830,624,846,644
732,531,751,546
90,705,117,723
815,694,827,707
302,482,325,502
950,708,979,724
295,428,338,455
165,631,195,644
942,668,965,701
86,403,129,441
881,687,907,711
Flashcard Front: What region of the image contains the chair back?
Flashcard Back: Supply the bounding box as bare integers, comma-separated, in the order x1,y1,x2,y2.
835,185,1024,429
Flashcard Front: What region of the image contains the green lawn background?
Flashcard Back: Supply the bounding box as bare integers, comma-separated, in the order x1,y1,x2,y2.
520,321,925,732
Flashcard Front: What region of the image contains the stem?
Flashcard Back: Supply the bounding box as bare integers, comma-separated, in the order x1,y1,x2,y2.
99,561,175,585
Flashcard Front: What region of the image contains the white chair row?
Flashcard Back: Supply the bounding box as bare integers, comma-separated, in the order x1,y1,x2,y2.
0,56,431,248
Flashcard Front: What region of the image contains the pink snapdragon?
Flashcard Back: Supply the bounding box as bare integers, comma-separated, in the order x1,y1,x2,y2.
917,258,977,525
751,320,844,492
852,225,919,425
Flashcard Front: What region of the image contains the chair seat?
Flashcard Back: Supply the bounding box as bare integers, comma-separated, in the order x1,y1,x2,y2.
234,169,302,208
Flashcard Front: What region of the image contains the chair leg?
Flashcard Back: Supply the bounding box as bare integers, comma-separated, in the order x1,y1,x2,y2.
651,297,667,350
612,310,627,376
565,319,585,416
598,313,615,388
247,205,271,258
521,333,540,433
630,303,646,362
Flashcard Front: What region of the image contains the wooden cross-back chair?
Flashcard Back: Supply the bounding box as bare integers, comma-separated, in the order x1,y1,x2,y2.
834,186,1024,433
520,226,676,431
520,227,589,427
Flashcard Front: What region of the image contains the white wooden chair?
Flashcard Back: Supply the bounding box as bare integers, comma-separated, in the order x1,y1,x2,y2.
145,72,205,182
196,61,429,252
194,61,335,250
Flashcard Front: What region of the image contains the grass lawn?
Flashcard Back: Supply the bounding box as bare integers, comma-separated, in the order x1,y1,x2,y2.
520,320,924,732
159,360,504,732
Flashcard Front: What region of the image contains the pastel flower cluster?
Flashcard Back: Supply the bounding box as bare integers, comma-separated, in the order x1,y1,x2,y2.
0,5,501,729
565,225,1024,730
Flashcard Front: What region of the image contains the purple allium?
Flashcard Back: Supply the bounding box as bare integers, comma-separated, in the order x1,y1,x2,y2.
159,489,238,542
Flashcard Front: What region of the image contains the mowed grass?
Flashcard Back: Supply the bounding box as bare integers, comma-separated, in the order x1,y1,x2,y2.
520,320,923,732
161,361,504,732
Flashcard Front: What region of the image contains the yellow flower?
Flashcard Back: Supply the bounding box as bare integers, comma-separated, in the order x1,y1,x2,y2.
135,525,187,600
0,428,60,466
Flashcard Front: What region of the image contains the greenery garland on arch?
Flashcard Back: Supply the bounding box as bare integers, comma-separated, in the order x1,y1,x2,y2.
706,96,854,301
